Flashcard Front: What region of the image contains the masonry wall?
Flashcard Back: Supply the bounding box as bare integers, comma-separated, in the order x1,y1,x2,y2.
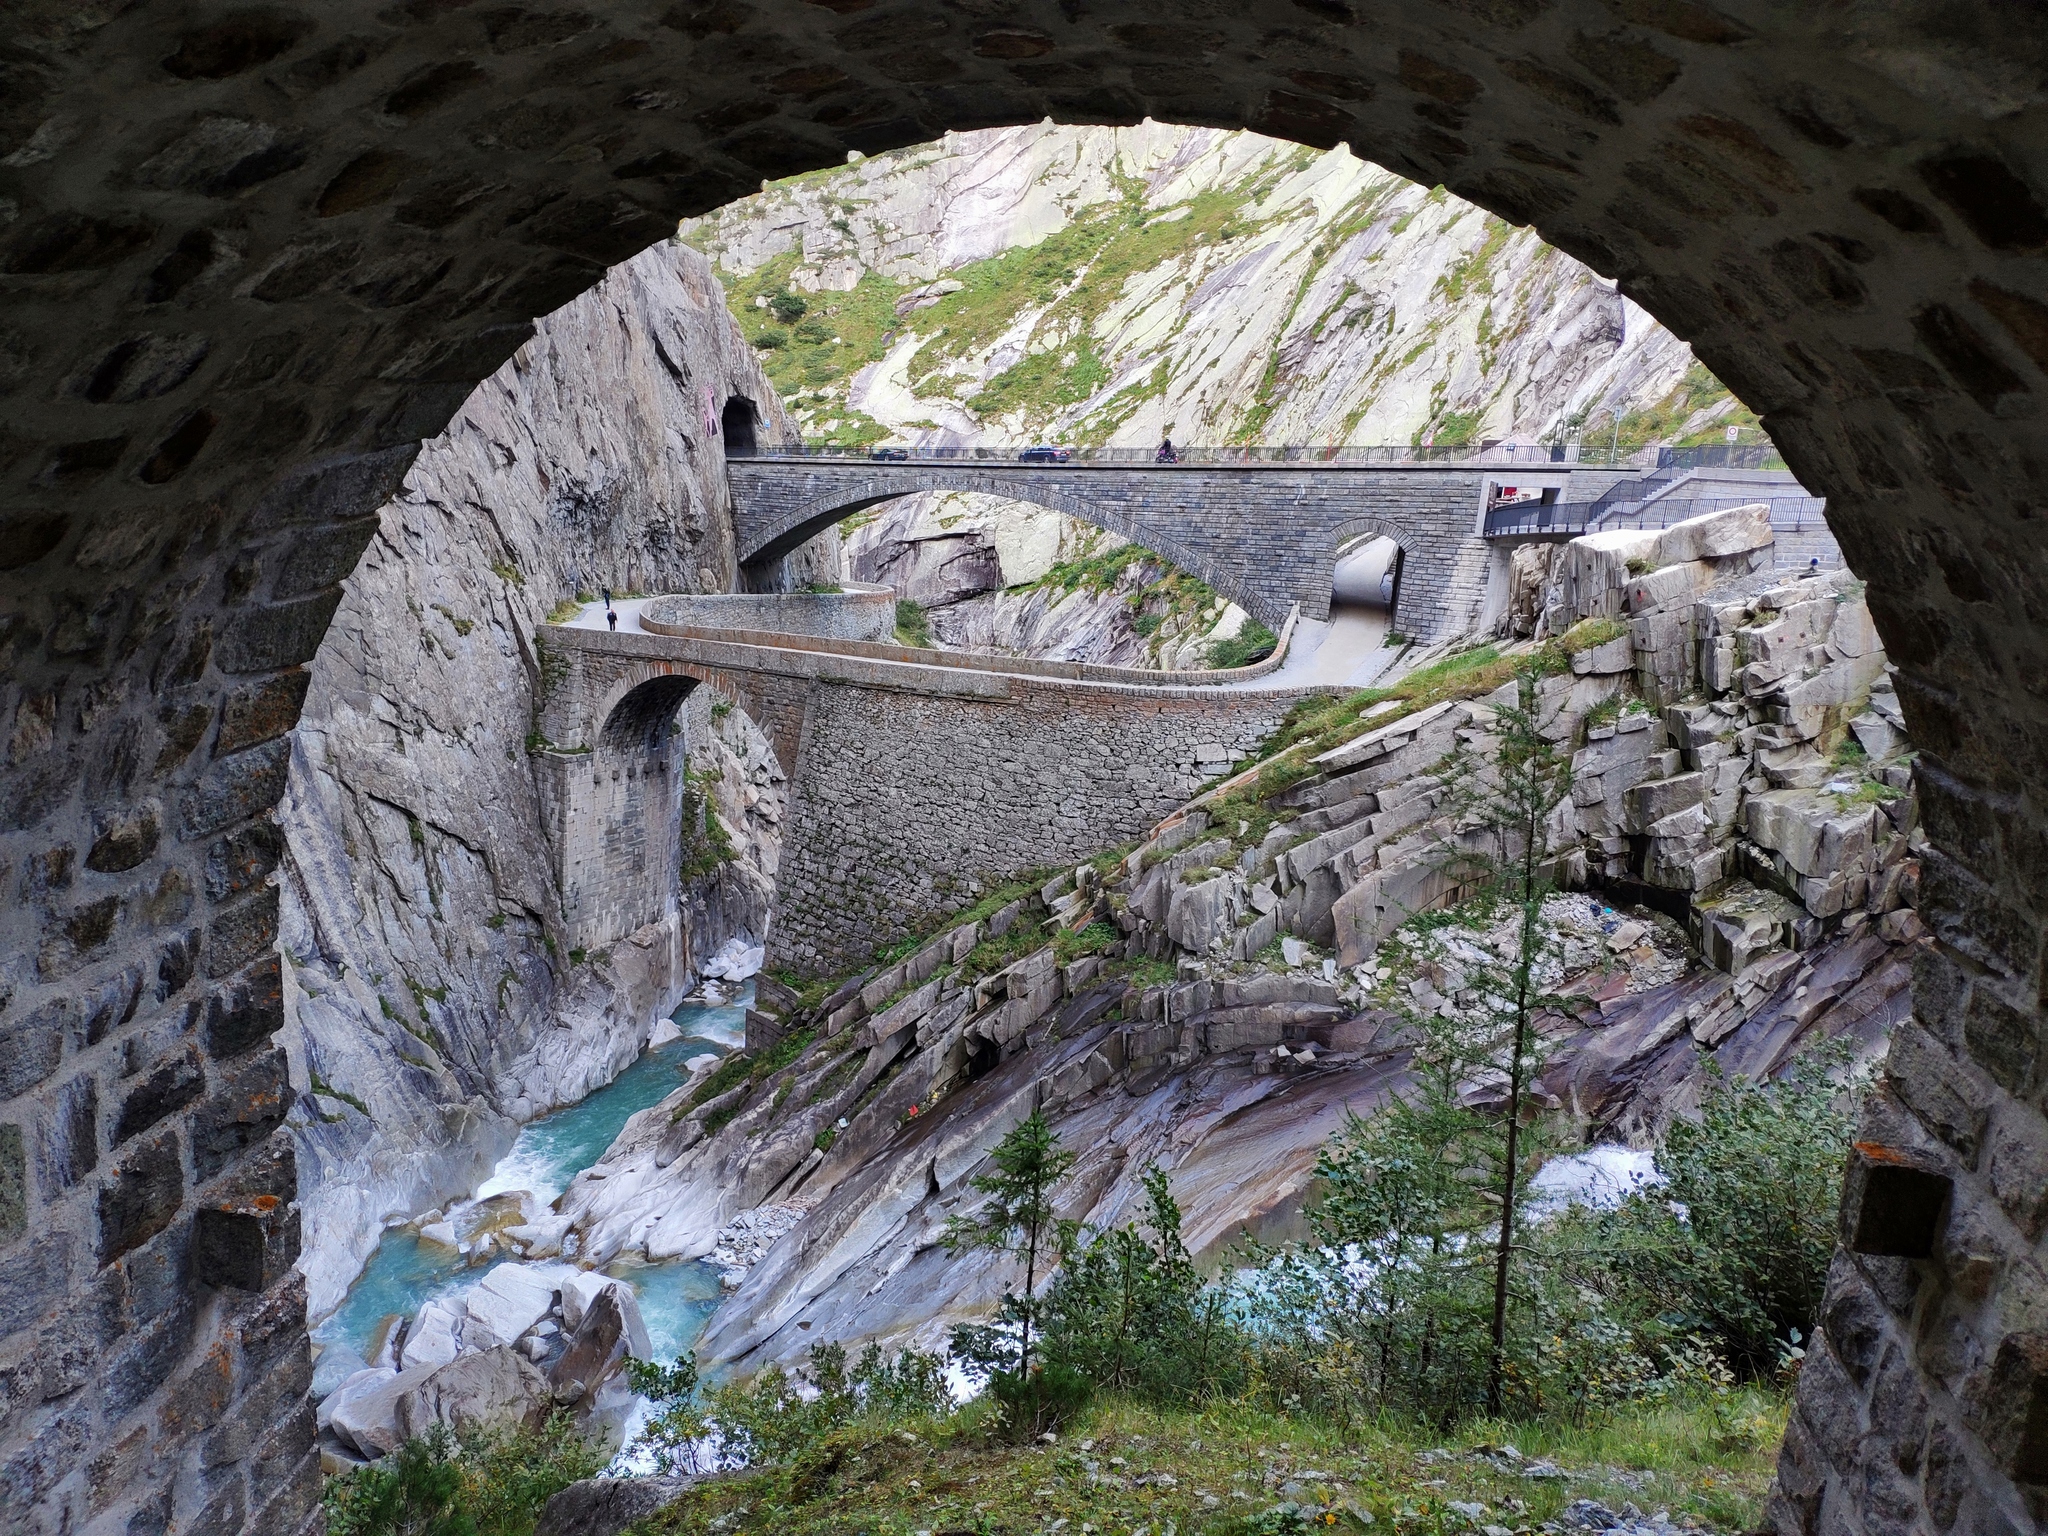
771,680,1300,973
728,462,1490,636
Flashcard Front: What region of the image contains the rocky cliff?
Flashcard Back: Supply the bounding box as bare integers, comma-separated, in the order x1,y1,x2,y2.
562,506,1919,1375
682,123,1757,668
279,240,818,1319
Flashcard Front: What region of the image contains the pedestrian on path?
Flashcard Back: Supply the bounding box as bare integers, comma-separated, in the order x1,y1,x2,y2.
602,586,612,609
607,608,617,631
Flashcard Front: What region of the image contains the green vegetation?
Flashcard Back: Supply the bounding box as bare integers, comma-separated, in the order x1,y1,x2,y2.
679,767,738,880
1596,362,1775,460
1210,620,1278,670
323,1417,605,1536
894,598,930,647
543,598,583,624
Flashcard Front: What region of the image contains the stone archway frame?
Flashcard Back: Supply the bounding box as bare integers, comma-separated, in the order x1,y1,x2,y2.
5,7,2048,1535
743,470,1284,629
1321,516,1412,634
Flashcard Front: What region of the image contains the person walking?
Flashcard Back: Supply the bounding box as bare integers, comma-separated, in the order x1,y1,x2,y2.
606,608,617,631
601,585,612,608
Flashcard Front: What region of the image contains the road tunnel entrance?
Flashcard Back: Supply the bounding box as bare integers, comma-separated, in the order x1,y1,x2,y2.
722,396,759,457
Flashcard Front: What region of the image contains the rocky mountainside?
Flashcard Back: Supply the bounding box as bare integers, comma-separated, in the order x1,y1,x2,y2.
279,241,827,1319
682,123,1757,669
546,506,1919,1374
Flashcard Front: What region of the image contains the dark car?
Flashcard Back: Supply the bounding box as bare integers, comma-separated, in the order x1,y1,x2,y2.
869,446,910,461
1017,445,1072,463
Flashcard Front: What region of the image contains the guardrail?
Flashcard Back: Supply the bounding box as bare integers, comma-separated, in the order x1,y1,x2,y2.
740,442,1666,468
1483,495,1830,540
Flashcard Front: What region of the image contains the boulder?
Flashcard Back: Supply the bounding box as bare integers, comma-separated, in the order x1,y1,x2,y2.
549,1282,652,1408
328,1346,551,1460
1654,503,1772,563
463,1263,559,1348
536,1475,699,1536
400,1299,463,1371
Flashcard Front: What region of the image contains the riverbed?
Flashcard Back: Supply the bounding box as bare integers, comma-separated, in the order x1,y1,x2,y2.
309,984,753,1400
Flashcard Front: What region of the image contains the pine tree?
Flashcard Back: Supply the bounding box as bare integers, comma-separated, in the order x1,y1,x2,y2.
943,1108,1076,1380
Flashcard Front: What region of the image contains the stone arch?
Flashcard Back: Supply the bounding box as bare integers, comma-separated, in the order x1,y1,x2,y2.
745,472,1279,625
1323,516,1412,632
4,8,2047,1534
596,671,699,755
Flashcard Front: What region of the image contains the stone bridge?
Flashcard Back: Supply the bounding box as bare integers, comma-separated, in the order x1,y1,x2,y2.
728,457,1490,633
533,614,1305,970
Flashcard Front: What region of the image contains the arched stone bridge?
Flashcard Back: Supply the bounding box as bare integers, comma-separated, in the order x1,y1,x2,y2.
729,456,1488,632
533,616,1306,969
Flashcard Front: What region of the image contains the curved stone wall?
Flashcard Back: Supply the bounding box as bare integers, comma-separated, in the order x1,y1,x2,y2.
2,6,2046,1534
641,584,896,644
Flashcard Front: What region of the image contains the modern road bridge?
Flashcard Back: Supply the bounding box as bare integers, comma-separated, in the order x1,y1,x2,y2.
727,454,1503,636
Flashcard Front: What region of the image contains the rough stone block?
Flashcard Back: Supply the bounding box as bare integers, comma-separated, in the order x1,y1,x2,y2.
213,589,345,674
179,737,291,840
0,1124,23,1240
214,669,311,756
97,1131,186,1262
205,954,284,1058
85,804,161,873
1979,1332,2048,1484
0,998,70,1099
204,886,279,979
115,1044,206,1144
189,1049,290,1181
37,1072,98,1193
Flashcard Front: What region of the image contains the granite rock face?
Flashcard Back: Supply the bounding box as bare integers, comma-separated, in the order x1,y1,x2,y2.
278,241,816,1320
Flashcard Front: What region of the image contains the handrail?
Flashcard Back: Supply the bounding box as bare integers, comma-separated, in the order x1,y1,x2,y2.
1483,495,1831,539
736,443,1669,469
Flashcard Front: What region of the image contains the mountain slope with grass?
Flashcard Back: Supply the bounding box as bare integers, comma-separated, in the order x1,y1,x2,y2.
683,123,1761,669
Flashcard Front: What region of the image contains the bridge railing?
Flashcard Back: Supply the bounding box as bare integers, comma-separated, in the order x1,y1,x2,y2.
1483,494,1835,547
741,442,1671,468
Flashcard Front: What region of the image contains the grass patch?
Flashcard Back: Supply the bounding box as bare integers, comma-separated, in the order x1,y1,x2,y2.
639,1389,1786,1536
895,598,931,648
1556,616,1627,654
1210,620,1278,670
544,597,583,624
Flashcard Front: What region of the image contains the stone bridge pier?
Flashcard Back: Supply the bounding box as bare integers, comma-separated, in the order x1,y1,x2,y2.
534,622,1305,970
727,459,1492,634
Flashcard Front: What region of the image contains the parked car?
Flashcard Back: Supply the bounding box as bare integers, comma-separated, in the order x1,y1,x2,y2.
869,446,910,461
1017,445,1072,463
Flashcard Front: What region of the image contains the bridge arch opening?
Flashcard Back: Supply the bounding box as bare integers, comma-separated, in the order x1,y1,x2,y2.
722,396,759,458
600,674,697,755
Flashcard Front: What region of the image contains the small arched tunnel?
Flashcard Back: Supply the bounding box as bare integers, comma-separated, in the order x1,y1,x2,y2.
1315,534,1404,686
722,396,759,458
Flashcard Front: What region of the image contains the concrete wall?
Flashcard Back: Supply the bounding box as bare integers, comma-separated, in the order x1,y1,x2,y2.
727,460,1490,635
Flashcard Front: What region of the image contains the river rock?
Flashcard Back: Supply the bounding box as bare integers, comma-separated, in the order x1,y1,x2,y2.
536,1475,699,1536
327,1346,552,1459
549,1284,652,1407
463,1263,559,1349
400,1299,463,1371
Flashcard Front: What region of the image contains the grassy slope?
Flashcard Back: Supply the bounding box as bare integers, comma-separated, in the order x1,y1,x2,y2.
690,139,1749,454
643,1392,1788,1536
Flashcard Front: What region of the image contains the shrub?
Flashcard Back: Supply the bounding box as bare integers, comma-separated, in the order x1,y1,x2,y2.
703,1342,952,1467
1588,1052,1858,1378
895,598,931,647
324,1416,605,1536
769,292,808,323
